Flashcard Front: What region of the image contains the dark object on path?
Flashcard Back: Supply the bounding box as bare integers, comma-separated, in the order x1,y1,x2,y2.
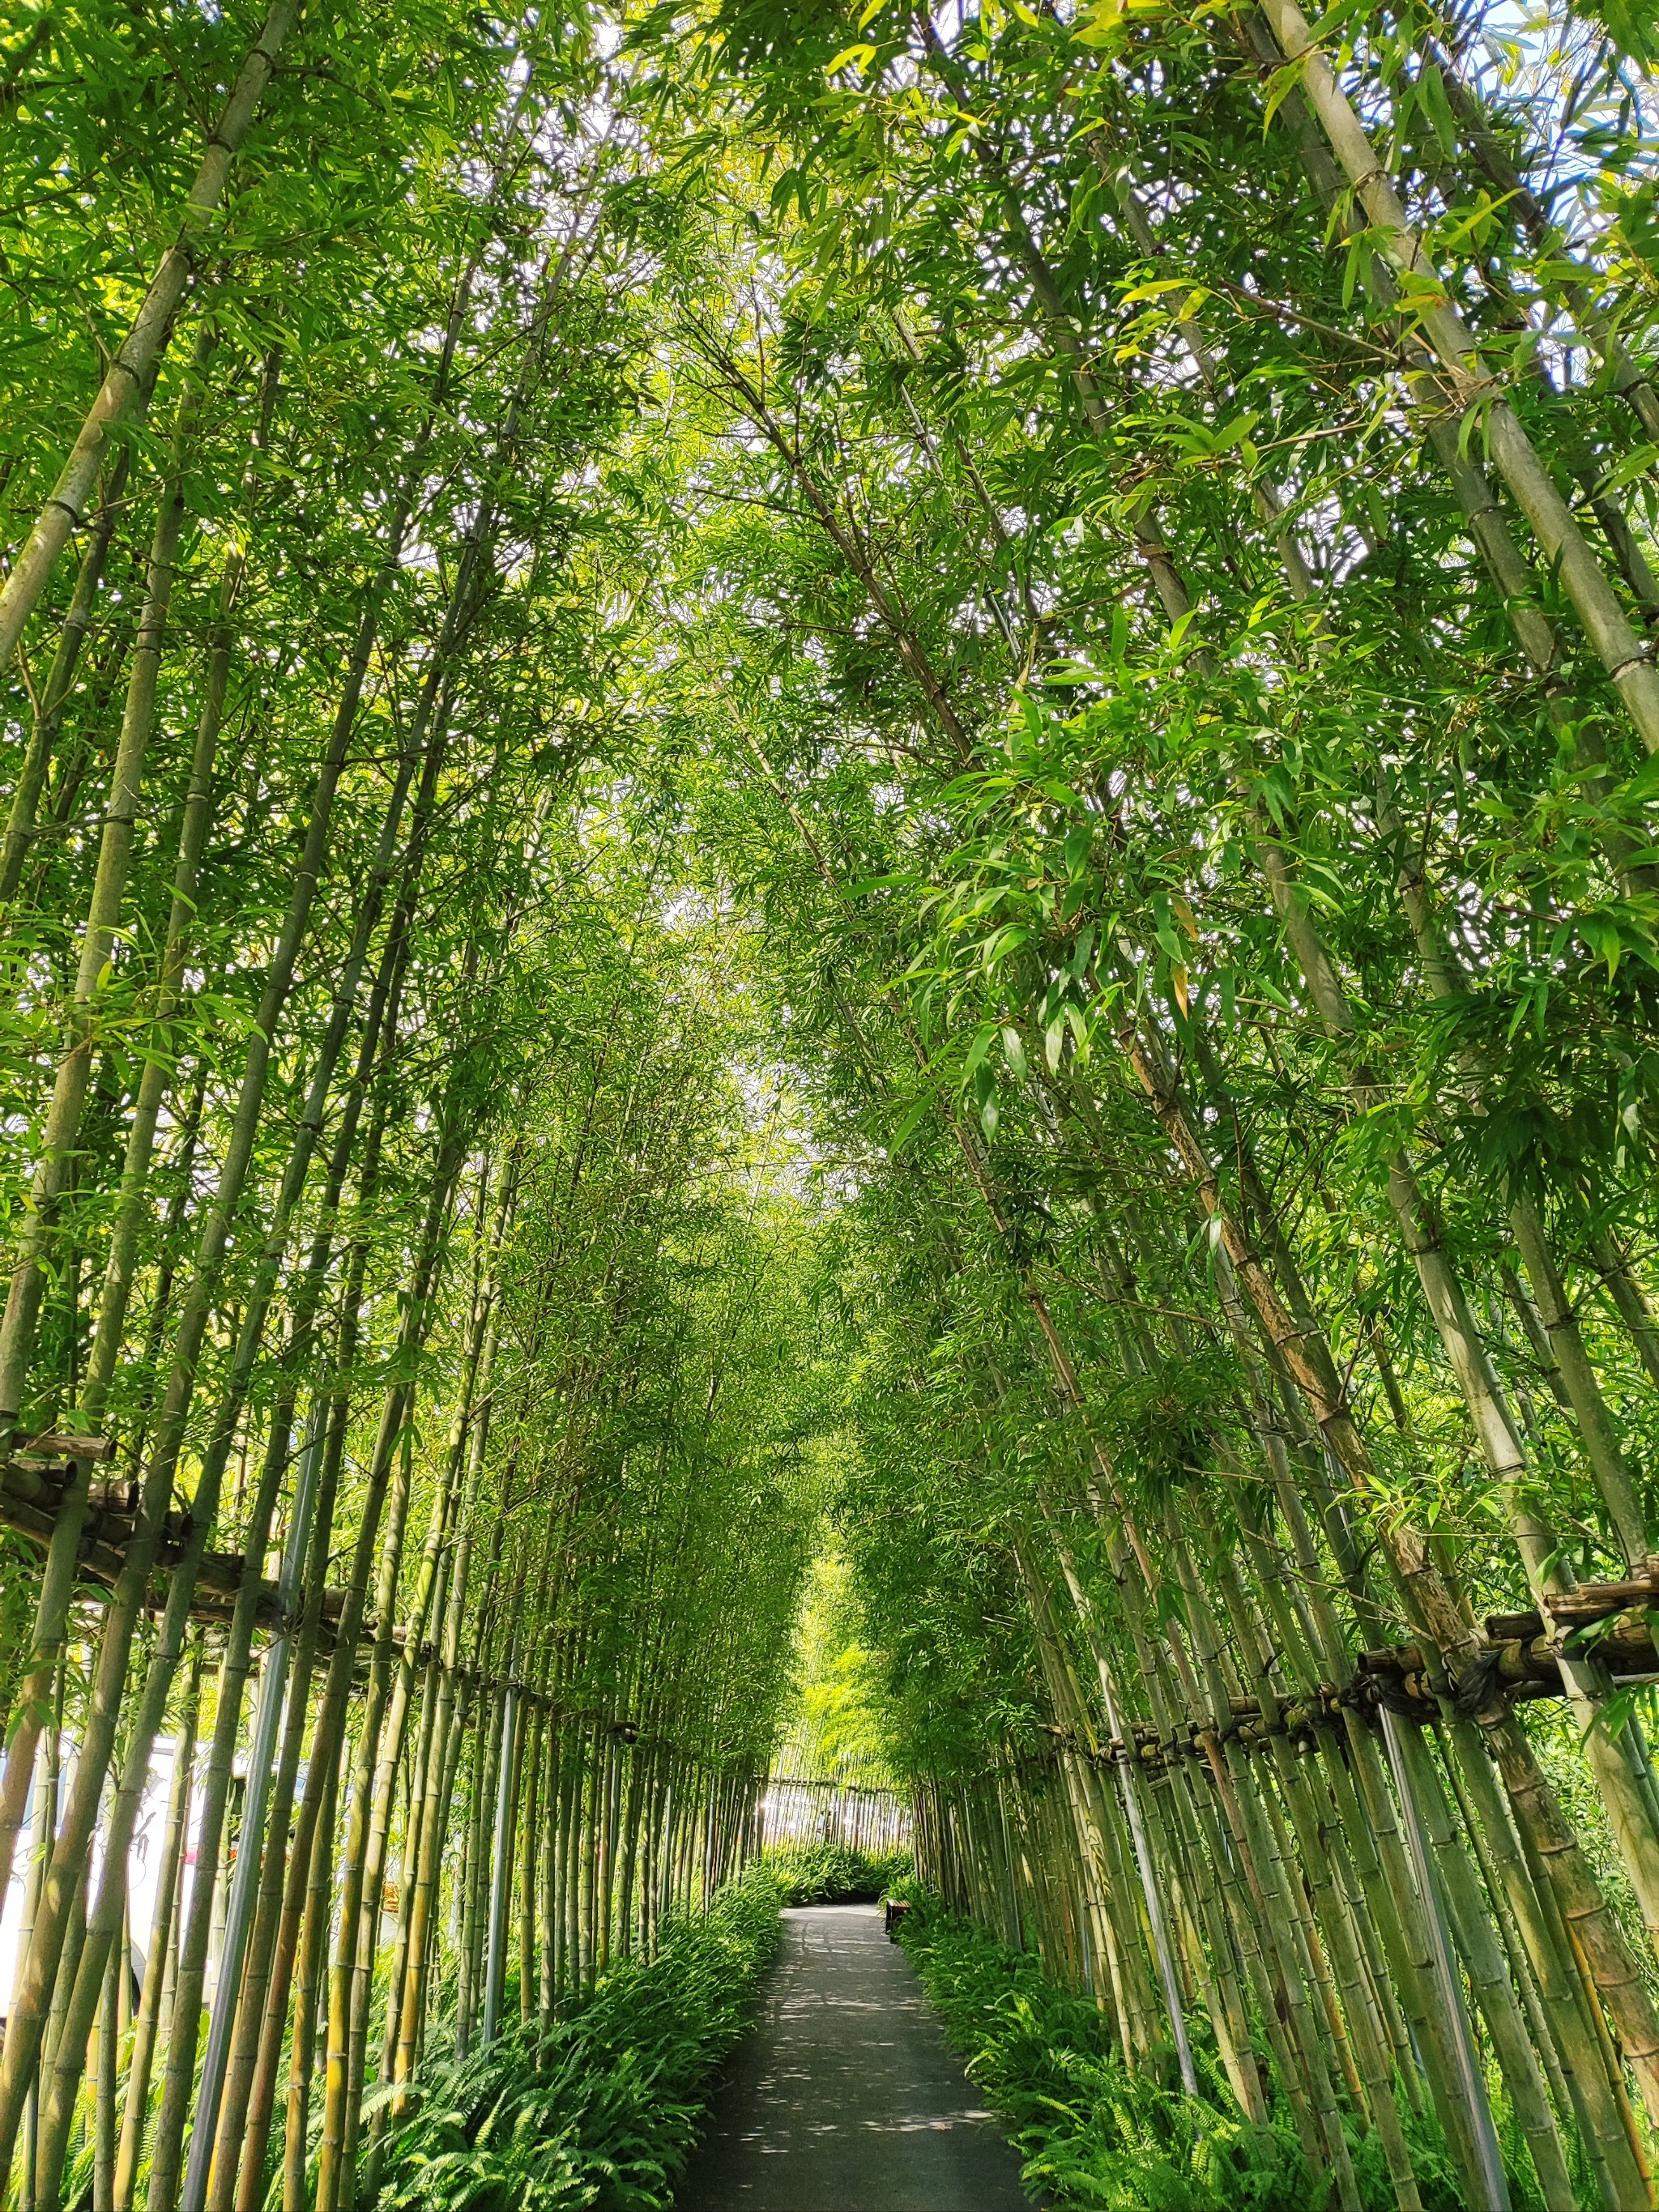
885,1895,913,1939
675,1904,1033,2211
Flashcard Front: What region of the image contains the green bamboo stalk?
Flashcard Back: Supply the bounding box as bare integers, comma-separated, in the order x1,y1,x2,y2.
0,447,133,907
0,1,300,678
112,1639,203,2212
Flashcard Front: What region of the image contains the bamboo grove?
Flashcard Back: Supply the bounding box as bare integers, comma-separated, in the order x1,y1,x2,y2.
0,17,827,2212
6,0,1659,2206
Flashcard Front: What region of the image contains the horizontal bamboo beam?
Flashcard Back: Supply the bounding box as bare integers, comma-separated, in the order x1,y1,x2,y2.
1542,1566,1659,1626
1363,1622,1659,1704
1,1455,751,1771
759,1774,909,1801
2,1455,331,1630
1022,1619,1659,1781
18,1430,117,1462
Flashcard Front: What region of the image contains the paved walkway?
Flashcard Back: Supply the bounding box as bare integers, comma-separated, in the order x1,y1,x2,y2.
674,1904,1034,2211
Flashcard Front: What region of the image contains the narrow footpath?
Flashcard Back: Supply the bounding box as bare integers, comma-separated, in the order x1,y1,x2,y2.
675,1905,1035,2211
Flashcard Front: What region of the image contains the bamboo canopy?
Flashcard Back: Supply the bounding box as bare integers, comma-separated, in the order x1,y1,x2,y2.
6,0,1659,2207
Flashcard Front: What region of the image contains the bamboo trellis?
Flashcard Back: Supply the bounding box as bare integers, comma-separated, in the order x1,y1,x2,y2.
752,1775,914,1859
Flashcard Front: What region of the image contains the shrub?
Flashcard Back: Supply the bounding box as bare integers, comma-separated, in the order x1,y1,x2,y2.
372,1864,783,2212
761,1840,914,1903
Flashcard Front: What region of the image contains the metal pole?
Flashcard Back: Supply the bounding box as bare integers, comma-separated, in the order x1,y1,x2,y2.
1380,1704,1512,2212
1100,1680,1197,2095
179,1411,318,2212
481,1642,520,2045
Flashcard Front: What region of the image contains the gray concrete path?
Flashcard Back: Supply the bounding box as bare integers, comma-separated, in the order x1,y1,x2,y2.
674,1904,1034,2211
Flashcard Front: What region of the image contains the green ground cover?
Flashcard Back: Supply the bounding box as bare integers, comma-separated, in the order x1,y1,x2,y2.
374,1866,785,2212
762,1843,914,1905
894,1902,1525,2212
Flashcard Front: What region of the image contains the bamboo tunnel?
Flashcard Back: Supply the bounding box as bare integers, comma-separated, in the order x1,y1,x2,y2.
8,2,1659,2209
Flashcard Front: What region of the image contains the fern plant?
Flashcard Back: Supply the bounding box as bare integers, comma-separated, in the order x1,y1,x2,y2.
369,1865,784,2212
895,1902,1503,2212
761,1842,914,1904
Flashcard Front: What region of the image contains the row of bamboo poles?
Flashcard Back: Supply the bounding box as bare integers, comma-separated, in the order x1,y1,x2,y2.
1,1452,773,2212
672,6,1659,2206
0,15,808,2210
909,1499,1659,2212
